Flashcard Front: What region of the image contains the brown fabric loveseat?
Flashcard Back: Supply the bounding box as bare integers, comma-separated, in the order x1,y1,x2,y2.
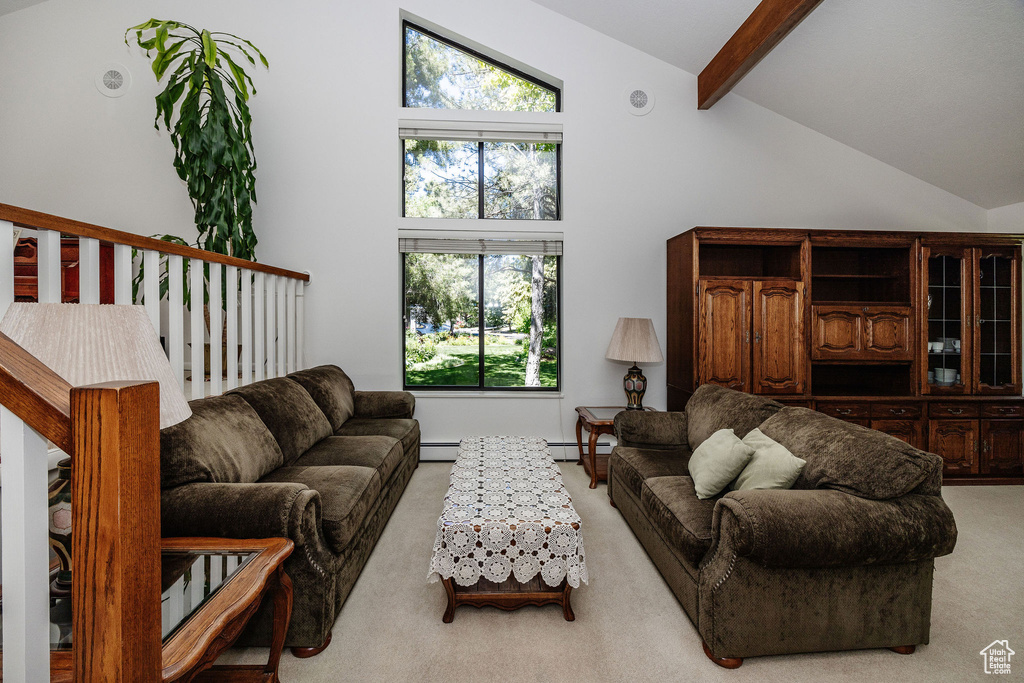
159,365,419,655
608,384,957,668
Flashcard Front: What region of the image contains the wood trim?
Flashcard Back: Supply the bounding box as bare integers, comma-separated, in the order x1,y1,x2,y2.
697,0,826,109
71,381,163,681
0,331,72,451
0,204,309,282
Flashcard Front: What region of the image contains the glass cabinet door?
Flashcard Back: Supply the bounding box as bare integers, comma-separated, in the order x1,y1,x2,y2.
973,247,1021,393
924,247,971,393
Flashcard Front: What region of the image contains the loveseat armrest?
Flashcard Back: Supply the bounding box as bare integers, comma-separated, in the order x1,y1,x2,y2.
161,481,323,547
712,488,957,569
353,391,415,419
614,410,688,450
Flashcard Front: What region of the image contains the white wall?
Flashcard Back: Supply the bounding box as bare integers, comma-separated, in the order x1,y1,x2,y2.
988,202,1024,233
0,0,990,456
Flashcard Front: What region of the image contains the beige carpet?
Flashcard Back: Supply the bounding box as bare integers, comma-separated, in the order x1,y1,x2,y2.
219,461,1024,682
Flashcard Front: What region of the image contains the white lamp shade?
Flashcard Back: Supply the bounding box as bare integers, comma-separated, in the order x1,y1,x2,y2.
0,303,192,428
605,317,664,364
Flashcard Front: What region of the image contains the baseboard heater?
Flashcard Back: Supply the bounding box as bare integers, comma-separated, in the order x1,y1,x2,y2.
418,441,614,462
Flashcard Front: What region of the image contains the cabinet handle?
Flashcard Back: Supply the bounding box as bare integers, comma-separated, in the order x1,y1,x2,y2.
947,408,964,415
836,408,852,415
863,307,869,313
890,408,906,415
754,332,761,343
745,330,750,344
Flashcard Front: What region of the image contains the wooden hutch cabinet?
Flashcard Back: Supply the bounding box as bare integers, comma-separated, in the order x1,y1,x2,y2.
668,227,1024,484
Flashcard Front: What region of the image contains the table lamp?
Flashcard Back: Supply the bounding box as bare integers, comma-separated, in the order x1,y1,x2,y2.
0,302,192,596
604,317,663,410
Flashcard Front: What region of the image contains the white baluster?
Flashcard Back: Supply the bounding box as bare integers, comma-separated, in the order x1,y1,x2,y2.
1,408,52,683
297,278,306,370
208,263,222,396
1,220,15,317
36,230,62,304
265,275,277,379
226,266,239,390
143,249,160,331
190,258,205,399
241,270,253,386
78,237,101,304
253,271,265,381
113,243,132,305
168,254,185,389
286,278,297,374
277,277,287,377
168,575,185,634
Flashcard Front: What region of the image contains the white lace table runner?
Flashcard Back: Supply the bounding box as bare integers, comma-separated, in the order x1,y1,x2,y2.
428,436,589,589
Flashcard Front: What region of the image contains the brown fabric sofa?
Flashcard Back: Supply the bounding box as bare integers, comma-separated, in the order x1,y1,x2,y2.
608,384,957,667
159,365,419,654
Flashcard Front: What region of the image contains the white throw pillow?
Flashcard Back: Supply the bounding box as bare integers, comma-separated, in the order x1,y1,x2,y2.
730,428,806,491
687,428,755,499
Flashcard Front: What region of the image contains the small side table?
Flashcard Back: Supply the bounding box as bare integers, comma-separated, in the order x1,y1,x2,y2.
575,406,654,489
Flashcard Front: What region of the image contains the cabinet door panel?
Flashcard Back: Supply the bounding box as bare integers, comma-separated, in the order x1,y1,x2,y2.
928,419,979,476
811,306,862,359
698,280,750,392
864,307,913,359
752,280,805,394
871,419,924,450
981,419,1024,477
973,246,1022,395
923,246,971,394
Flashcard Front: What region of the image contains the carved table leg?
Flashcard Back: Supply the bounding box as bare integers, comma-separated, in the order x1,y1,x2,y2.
575,415,584,465
264,567,293,679
588,428,600,489
291,630,332,659
442,577,457,623
561,584,575,621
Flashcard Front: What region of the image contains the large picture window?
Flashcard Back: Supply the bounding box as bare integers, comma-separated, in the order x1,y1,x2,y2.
401,238,561,391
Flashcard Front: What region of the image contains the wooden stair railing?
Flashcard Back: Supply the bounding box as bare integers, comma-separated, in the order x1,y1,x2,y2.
0,332,161,681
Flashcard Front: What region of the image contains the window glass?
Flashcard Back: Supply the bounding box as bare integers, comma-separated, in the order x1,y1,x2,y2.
404,23,558,112
404,140,479,219
483,142,558,220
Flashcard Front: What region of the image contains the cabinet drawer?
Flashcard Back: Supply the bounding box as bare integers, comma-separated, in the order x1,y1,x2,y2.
981,404,1024,419
870,403,923,419
929,403,980,418
817,402,870,419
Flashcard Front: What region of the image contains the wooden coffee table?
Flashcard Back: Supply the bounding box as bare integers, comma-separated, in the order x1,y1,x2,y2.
2,537,293,682
575,406,655,488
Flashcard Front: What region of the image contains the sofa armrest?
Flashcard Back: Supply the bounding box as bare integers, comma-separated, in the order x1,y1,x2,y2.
353,391,415,419
614,411,687,450
161,482,323,548
712,488,957,569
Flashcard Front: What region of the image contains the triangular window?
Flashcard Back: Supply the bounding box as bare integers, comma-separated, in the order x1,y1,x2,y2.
403,22,560,112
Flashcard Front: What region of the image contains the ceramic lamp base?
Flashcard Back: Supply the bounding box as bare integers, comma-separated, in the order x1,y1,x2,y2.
623,364,647,410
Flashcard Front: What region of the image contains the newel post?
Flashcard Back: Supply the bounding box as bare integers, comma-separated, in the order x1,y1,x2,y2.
70,381,162,681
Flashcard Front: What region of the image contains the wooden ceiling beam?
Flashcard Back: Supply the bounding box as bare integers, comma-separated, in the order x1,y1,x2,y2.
697,0,826,110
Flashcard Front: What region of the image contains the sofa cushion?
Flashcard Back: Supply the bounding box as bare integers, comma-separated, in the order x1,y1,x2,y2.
160,394,284,488
229,378,333,465
685,384,784,451
610,446,693,499
260,465,381,554
641,476,717,566
287,365,356,431
294,436,405,484
688,428,755,499
334,418,420,455
730,428,806,492
758,406,942,500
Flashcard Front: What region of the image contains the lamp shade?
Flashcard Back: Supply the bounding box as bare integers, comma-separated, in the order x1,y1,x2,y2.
0,303,192,428
605,317,664,364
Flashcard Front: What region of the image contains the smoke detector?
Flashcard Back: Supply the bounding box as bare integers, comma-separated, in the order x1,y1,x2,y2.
625,87,655,116
95,63,131,98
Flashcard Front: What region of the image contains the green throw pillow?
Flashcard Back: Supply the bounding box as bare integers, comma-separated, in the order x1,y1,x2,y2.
730,428,806,491
688,428,755,499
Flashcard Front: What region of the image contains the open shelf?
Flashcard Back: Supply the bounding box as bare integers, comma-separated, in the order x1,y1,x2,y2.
812,363,912,396
811,245,911,304
699,244,801,279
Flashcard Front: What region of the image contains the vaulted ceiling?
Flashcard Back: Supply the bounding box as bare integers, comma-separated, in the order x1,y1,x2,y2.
532,0,1024,210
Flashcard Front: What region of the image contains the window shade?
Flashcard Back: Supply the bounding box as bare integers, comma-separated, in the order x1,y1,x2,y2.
399,119,562,144
399,236,562,256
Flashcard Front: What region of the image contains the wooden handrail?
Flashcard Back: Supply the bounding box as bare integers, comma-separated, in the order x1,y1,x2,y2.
0,331,72,451
0,203,309,282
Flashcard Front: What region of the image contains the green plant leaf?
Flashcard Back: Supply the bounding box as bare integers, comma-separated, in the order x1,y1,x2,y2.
201,30,216,67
